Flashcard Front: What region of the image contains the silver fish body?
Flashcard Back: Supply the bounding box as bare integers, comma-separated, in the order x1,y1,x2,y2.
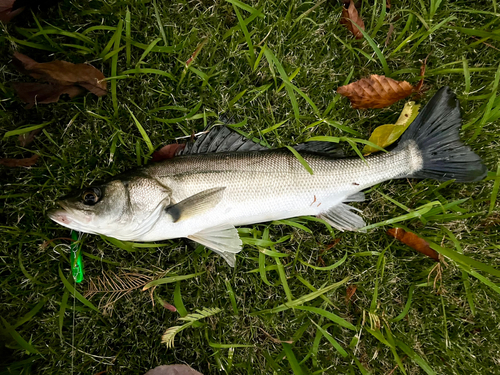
49,87,487,266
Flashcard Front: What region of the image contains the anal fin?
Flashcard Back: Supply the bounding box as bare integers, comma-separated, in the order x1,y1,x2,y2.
318,192,366,232
188,224,242,267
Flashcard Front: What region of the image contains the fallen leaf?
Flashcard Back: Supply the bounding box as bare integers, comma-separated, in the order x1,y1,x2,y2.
340,0,365,39
0,0,24,22
337,75,414,109
386,0,391,9
144,364,203,375
362,101,421,154
151,143,186,162
12,52,107,96
346,284,357,303
13,82,83,109
387,228,439,262
0,154,39,167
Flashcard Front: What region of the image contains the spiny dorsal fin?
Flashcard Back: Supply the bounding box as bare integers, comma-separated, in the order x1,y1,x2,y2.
166,187,225,222
177,126,267,155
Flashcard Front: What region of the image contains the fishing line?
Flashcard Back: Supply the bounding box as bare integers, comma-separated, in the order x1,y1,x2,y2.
54,231,84,375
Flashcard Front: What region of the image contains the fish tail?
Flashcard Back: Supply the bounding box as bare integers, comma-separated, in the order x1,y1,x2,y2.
396,86,487,182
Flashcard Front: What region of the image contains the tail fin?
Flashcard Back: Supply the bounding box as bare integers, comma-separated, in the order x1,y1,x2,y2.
397,86,487,182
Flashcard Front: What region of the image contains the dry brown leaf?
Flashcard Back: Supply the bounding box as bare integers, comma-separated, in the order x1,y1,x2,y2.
13,82,84,109
340,0,365,39
337,75,414,108
346,284,357,303
0,154,39,167
0,0,24,22
12,52,107,96
151,143,186,162
387,228,439,261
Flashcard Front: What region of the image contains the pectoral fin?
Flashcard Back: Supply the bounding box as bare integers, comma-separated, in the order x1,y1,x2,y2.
188,224,242,267
319,192,366,232
166,187,225,222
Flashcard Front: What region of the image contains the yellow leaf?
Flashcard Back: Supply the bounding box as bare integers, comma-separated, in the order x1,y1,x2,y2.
362,101,421,155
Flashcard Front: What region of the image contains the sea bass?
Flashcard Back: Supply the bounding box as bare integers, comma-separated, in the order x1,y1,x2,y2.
49,87,487,266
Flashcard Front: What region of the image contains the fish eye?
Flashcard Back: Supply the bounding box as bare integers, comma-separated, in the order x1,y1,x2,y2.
81,188,101,205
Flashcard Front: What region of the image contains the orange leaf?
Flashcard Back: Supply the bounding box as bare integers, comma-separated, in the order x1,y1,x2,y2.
387,228,439,262
0,154,39,167
337,75,414,109
340,0,365,39
12,52,107,96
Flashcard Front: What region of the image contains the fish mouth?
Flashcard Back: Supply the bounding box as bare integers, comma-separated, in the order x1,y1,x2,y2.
48,201,74,227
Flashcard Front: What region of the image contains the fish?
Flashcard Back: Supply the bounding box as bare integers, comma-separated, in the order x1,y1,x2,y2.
49,87,487,267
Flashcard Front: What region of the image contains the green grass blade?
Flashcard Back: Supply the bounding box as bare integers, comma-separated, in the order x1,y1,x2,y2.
350,23,390,76
286,146,313,175
1,317,39,354
310,321,348,358
233,4,255,68
395,339,436,375
125,7,131,66
282,343,305,375
263,47,300,119
225,279,239,315
489,161,500,215
294,305,356,330
390,285,415,322
298,252,347,271
13,297,48,329
58,267,99,312
111,19,123,116
174,282,188,317
143,272,205,290
275,257,293,302
136,37,163,66
126,106,154,154
59,290,69,338
225,0,264,17
152,0,167,45
3,121,53,138
252,277,349,315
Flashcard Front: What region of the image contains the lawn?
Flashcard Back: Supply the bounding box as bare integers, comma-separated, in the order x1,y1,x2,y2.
1,0,500,374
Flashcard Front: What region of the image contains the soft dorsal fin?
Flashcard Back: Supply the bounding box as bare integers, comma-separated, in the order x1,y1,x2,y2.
293,141,344,157
176,126,344,157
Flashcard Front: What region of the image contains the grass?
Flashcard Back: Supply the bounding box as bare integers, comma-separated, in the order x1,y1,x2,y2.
1,0,500,374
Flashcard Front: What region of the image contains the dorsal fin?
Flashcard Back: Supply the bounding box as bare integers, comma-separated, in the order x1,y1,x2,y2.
177,126,267,155
293,141,344,157
176,126,344,157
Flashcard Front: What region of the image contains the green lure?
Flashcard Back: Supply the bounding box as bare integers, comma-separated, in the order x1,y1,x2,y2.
70,231,84,283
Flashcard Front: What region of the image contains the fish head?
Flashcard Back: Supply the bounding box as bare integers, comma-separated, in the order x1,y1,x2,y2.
49,180,129,236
